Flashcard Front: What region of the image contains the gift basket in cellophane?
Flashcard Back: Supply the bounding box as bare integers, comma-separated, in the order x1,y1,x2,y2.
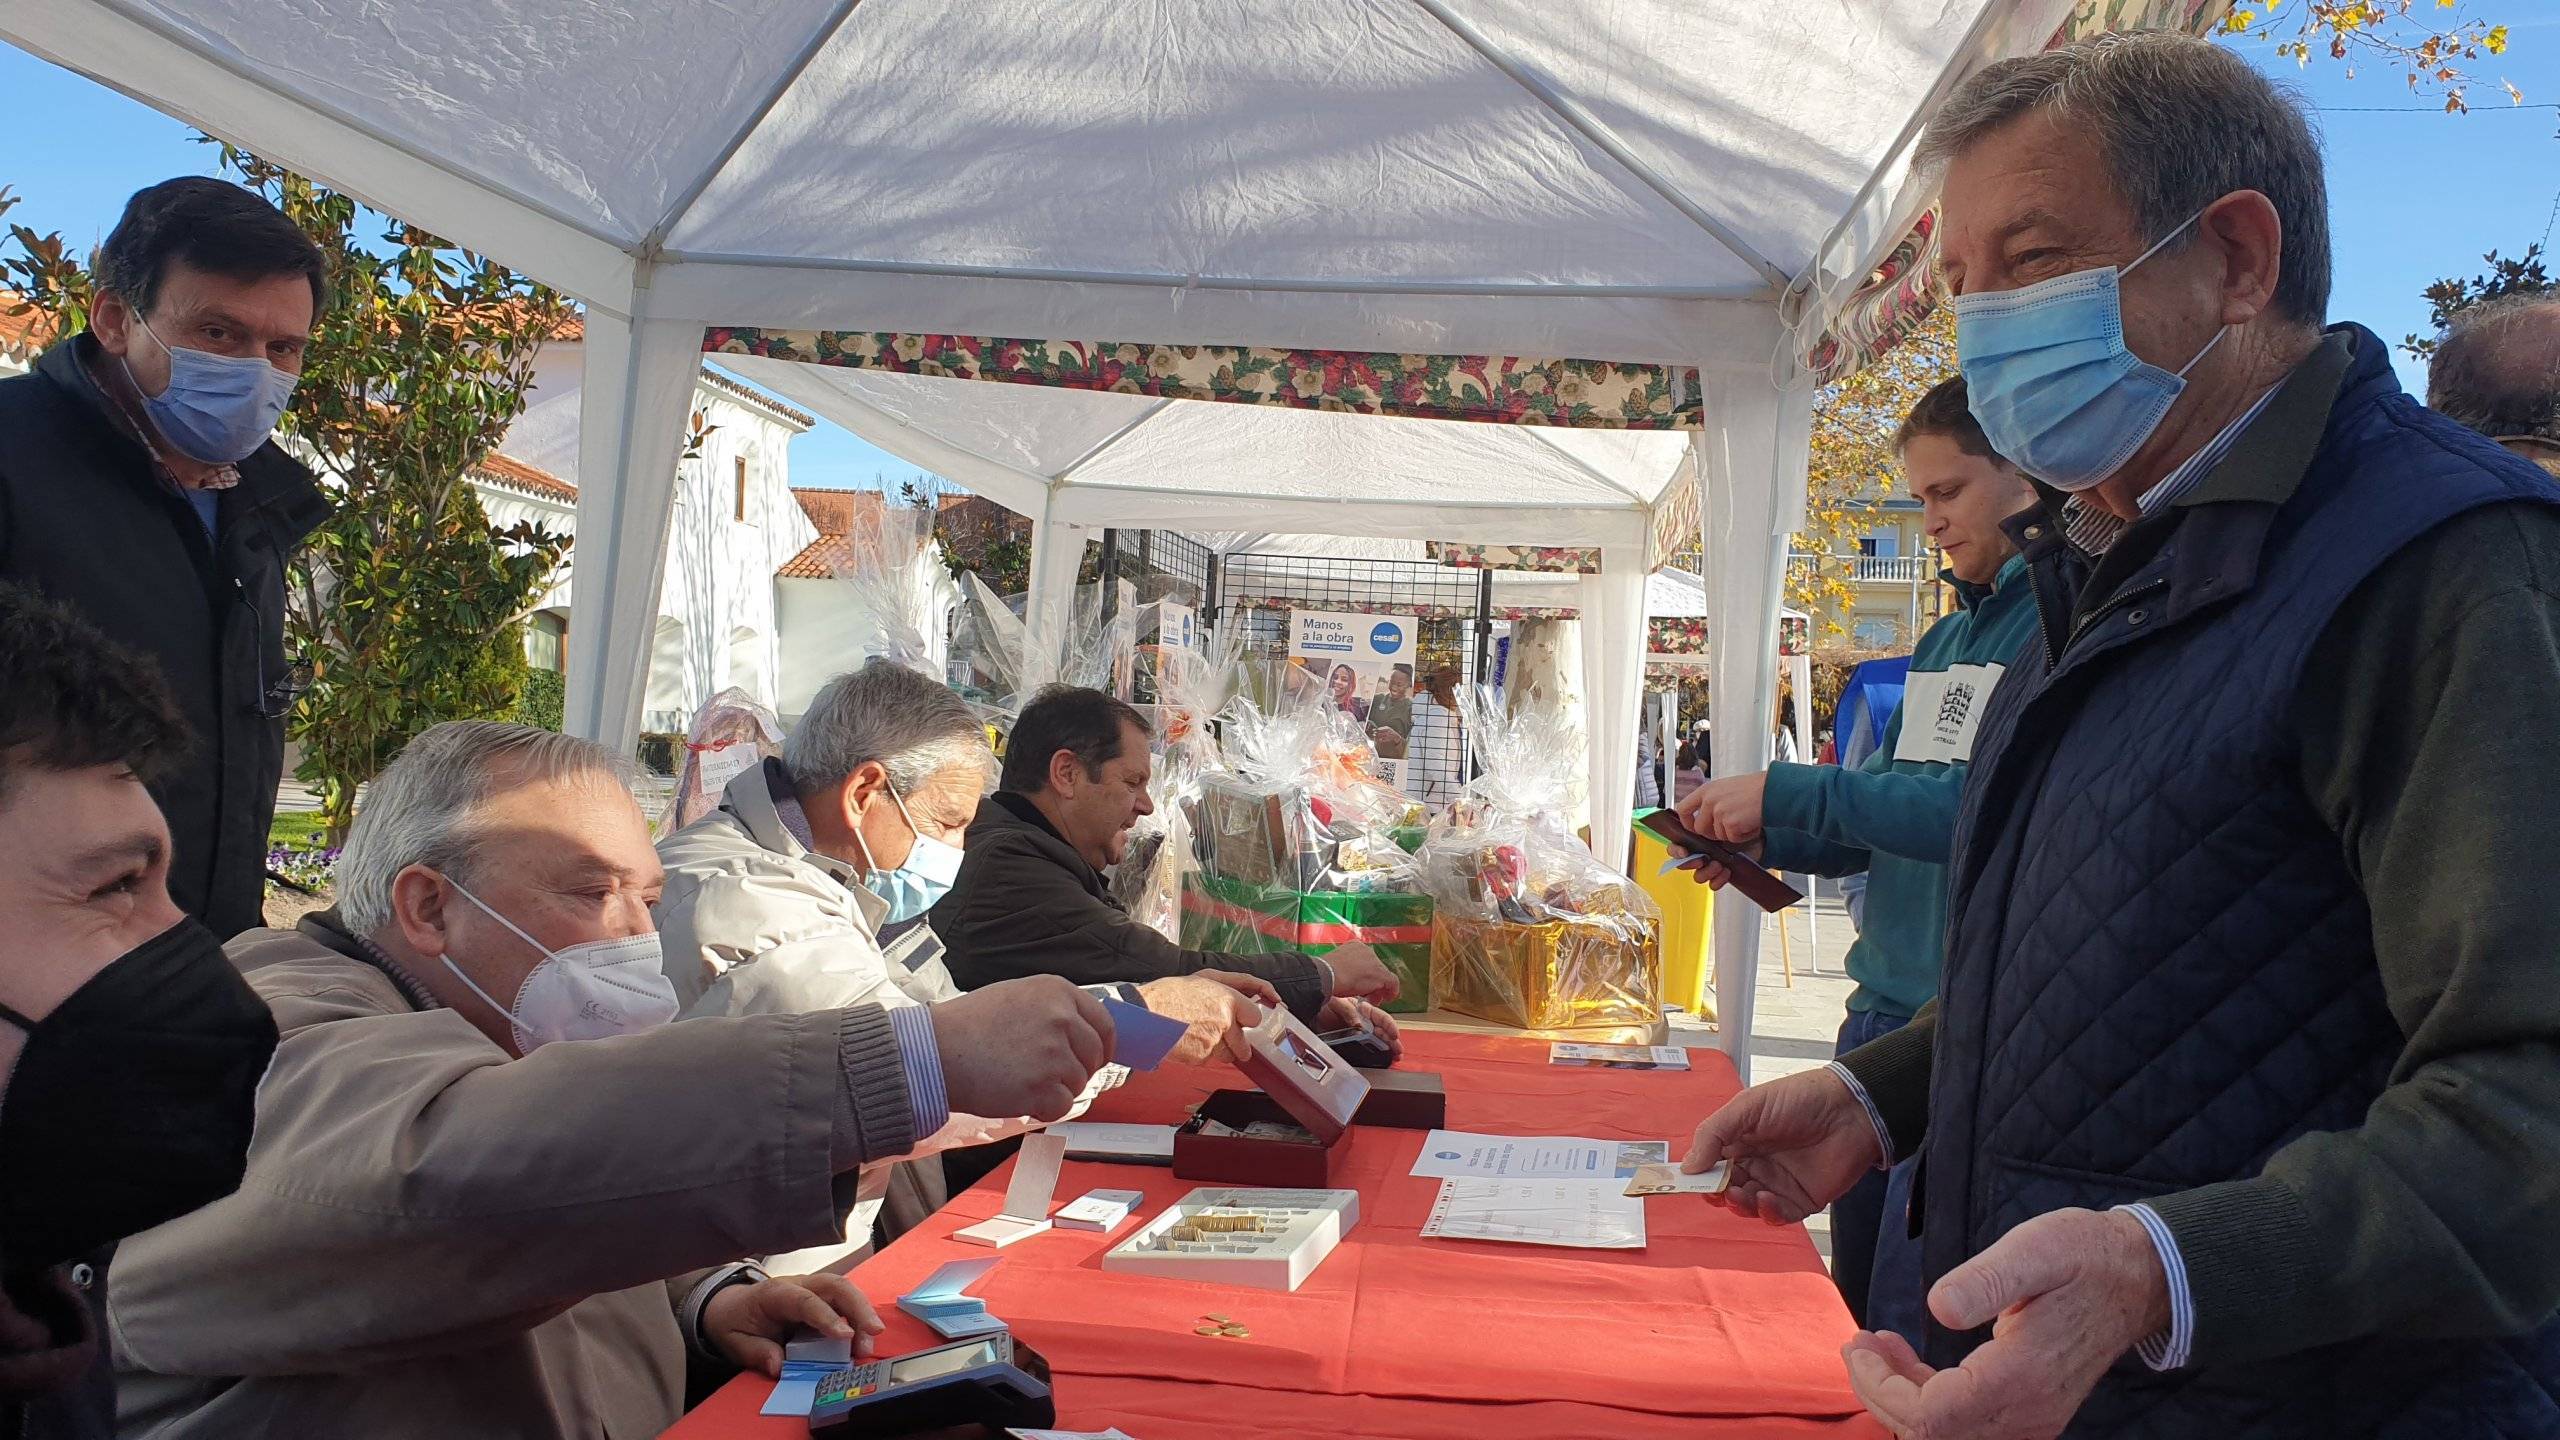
838,503,960,679
949,572,1138,743
1176,696,1435,1014
1107,621,1245,941
1420,690,1663,1038
662,688,786,835
662,504,957,836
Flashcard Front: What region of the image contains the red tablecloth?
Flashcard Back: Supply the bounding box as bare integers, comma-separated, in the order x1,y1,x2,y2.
667,1031,1883,1440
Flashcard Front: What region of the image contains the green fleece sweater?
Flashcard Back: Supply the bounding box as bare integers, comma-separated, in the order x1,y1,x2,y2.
1759,553,2038,1017
1842,329,2560,1369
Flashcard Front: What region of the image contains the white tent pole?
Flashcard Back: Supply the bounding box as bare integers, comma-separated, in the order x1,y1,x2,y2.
1791,647,1816,967
1024,495,1085,675
561,309,704,750
1701,384,1815,1083
1580,542,1647,874
1577,567,1609,847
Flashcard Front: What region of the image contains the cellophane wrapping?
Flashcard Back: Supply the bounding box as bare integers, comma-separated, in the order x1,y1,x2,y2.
949,575,1139,742
1108,625,1245,940
832,504,958,678
1420,691,1661,1032
1174,697,1435,1013
662,687,785,836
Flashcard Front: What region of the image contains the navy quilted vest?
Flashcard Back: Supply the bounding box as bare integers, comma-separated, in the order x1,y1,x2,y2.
1925,327,2560,1439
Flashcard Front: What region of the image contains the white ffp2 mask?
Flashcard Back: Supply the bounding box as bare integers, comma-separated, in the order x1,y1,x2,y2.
439,880,679,1052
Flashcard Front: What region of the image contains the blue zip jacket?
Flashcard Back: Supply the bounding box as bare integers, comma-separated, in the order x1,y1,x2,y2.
1758,551,2038,1017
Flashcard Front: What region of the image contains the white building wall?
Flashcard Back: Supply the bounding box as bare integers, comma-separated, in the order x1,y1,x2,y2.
775,575,869,723
473,484,576,612
485,341,815,734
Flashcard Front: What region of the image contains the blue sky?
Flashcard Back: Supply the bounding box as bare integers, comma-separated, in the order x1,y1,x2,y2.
3,23,2552,491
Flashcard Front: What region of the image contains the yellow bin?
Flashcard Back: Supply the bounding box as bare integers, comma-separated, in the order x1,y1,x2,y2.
1630,809,1715,1022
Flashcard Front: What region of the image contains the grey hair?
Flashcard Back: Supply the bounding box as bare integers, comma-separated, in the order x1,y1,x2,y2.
336,721,636,934
783,660,993,798
1916,31,2330,326
2428,291,2560,444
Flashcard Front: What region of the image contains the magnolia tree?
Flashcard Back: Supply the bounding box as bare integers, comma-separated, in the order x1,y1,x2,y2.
2404,244,2553,358
3,147,573,843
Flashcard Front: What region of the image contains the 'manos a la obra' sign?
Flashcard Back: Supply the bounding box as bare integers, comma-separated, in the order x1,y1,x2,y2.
1285,608,1418,782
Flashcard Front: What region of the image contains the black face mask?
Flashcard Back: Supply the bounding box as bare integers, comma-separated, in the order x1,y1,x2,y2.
0,918,277,1273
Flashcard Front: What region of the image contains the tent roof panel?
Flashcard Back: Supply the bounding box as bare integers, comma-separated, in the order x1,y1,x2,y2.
723,354,1692,534
1055,398,1666,508
120,0,829,242
1439,0,1985,277
665,0,1761,294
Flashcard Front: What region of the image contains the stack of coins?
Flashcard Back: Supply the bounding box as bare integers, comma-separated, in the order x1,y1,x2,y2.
1192,1313,1251,1339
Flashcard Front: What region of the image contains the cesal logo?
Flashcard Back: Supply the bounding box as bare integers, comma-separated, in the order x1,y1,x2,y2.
1370,621,1404,653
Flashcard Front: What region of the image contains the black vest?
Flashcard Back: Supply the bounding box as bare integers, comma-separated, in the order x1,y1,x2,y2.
1928,328,2560,1437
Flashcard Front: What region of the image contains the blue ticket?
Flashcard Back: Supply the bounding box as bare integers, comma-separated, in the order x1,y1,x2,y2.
1100,995,1189,1070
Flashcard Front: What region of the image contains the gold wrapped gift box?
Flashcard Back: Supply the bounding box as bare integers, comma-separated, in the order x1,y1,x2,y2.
1432,907,1664,1033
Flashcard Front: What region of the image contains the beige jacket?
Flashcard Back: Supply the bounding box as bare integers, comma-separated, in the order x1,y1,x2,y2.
657,766,1122,1272
111,917,897,1440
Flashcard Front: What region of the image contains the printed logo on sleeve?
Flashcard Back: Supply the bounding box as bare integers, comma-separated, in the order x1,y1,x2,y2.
1893,662,2006,765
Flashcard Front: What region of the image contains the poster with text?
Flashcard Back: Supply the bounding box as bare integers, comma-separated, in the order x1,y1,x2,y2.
1286,609,1417,785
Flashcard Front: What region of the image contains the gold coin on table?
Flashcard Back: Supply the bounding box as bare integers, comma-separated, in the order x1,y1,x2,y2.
1221,1324,1250,1337
1194,1325,1224,1336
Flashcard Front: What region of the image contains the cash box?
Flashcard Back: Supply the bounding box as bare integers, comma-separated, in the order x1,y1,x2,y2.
1353,1069,1446,1130
1174,1004,1369,1188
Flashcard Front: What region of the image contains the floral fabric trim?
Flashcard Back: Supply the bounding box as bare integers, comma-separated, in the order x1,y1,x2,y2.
1650,616,1709,655
704,329,1704,430
1227,595,1578,622
1425,543,1603,574
1802,0,2233,384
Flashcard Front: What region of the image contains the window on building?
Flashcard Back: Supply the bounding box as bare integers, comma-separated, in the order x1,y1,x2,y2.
1858,534,1898,558
525,610,568,672
734,457,750,523
1851,616,1901,648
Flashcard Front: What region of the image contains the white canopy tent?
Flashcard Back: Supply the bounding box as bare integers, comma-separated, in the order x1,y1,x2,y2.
0,0,2148,1075
717,351,1675,876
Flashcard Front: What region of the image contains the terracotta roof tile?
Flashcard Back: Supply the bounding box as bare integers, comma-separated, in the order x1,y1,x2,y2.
780,487,890,579
0,293,58,361
700,367,816,429
777,536,855,579
472,452,577,503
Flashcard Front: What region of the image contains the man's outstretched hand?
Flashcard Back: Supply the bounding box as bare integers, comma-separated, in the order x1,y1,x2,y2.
1679,1065,1882,1224
1843,1207,2171,1440
1139,973,1271,1064
928,976,1111,1121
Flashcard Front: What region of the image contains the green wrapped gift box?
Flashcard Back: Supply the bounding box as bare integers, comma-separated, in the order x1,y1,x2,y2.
1179,869,1433,1015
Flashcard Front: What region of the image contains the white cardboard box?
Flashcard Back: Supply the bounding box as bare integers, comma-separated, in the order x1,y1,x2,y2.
1101,1187,1359,1292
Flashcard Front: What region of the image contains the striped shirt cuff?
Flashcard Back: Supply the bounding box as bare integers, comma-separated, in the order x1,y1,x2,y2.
1824,1060,1897,1169
887,1005,949,1140
2118,1202,2193,1371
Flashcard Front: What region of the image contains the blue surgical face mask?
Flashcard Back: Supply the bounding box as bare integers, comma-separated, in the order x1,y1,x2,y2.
849,780,963,925
1951,210,2228,492
126,314,300,464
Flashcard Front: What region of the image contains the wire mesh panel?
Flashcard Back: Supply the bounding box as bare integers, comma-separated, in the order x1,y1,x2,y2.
1212,550,1492,803
1100,528,1213,609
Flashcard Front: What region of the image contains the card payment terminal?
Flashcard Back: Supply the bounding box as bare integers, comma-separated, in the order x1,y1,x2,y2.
806,1333,1054,1437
